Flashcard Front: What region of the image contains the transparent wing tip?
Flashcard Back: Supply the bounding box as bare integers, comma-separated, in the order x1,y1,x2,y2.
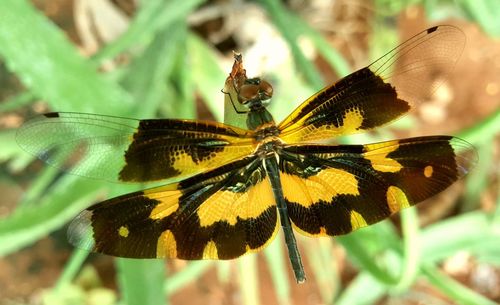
67,209,96,251
450,137,478,177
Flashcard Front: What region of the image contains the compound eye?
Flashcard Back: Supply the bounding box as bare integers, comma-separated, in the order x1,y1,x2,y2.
238,84,260,103
259,80,273,100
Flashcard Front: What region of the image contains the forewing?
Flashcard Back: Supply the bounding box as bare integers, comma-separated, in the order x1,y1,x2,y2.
68,156,279,259
278,25,465,143
17,112,256,183
279,136,476,236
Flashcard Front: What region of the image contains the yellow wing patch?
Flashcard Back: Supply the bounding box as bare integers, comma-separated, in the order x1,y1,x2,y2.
386,185,411,213
146,187,182,220
280,168,359,207
202,241,219,259
280,110,364,143
363,141,402,173
157,230,177,258
350,211,368,229
196,177,275,227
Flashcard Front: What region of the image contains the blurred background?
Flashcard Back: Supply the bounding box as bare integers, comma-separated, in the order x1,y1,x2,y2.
0,0,499,305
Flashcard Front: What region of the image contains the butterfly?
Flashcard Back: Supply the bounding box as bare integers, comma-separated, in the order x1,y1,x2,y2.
17,25,476,283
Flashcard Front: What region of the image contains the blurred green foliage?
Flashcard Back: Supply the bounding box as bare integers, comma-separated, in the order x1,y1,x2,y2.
0,0,499,305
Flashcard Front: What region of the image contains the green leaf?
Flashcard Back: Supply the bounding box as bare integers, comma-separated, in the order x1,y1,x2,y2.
335,272,387,305
121,20,188,118
238,254,259,305
93,0,205,63
165,261,213,295
256,0,324,89
420,212,500,264
188,33,227,121
337,230,399,285
394,208,421,291
0,176,105,256
117,259,167,305
0,91,35,113
0,0,132,114
264,235,291,305
422,265,498,305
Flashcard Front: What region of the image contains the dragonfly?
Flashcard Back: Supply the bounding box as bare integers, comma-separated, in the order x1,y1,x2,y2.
17,25,476,283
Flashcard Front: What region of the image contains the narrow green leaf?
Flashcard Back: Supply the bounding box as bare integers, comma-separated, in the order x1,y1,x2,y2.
335,272,387,305
394,208,421,291
165,261,213,295
121,19,187,118
188,33,226,121
337,233,398,285
169,25,196,119
238,254,259,305
264,235,291,305
304,238,338,303
457,0,500,37
284,15,351,77
0,91,35,113
0,0,132,114
117,259,167,305
0,177,104,256
458,109,500,146
420,212,500,264
256,0,324,89
55,249,90,290
93,0,205,63
422,265,498,305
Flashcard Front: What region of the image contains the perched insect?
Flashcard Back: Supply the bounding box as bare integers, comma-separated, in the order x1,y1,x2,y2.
17,25,476,283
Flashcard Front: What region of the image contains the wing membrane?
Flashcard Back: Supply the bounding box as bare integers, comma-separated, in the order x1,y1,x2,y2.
279,136,476,236
278,25,465,143
17,112,256,183
68,156,279,259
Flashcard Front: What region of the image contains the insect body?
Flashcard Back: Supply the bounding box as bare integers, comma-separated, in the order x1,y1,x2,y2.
17,25,475,283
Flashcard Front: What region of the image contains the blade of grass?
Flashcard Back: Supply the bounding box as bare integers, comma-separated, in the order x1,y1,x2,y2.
458,109,500,146
0,176,105,256
164,261,213,296
422,265,498,305
169,25,196,120
55,249,90,291
121,19,187,118
394,207,421,291
304,238,337,303
0,91,35,113
256,0,324,90
420,211,500,264
337,233,398,285
187,32,227,121
93,0,204,63
263,235,291,305
216,261,231,284
457,0,500,37
238,254,259,305
282,14,351,77
0,130,33,172
117,259,167,305
335,272,387,305
0,0,132,114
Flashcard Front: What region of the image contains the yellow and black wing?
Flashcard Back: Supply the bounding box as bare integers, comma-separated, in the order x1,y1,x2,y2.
17,112,256,183
278,25,465,143
279,136,476,236
68,156,279,259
